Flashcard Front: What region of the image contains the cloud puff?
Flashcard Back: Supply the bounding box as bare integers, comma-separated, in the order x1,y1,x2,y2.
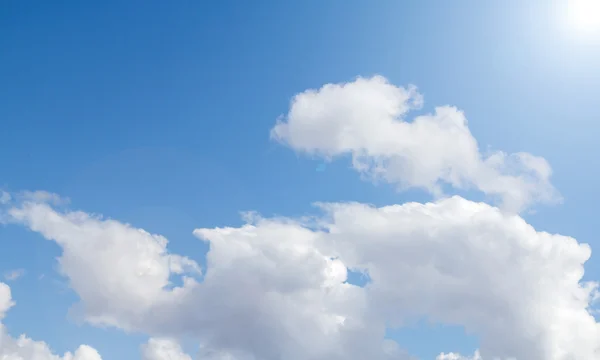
4,196,201,332
3,193,599,359
0,283,15,320
0,282,102,360
141,338,192,360
271,76,559,212
436,352,481,360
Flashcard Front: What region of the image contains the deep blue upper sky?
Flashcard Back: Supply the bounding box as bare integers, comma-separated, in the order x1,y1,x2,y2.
1,1,599,359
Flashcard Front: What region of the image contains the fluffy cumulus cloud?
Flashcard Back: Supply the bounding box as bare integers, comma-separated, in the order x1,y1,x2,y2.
3,198,201,333
2,192,600,360
0,282,102,360
436,352,481,360
0,283,14,319
271,76,559,212
141,338,192,360
0,77,596,360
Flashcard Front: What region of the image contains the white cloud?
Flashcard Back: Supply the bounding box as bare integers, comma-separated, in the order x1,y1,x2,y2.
0,282,102,360
270,76,559,212
5,199,201,332
436,352,482,360
4,198,400,360
0,283,15,320
315,198,600,359
3,269,25,282
3,194,600,359
141,338,192,360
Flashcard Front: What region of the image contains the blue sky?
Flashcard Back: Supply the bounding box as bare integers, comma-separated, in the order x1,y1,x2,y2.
1,1,600,359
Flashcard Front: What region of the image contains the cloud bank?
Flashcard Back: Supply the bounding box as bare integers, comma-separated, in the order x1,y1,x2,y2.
2,192,599,359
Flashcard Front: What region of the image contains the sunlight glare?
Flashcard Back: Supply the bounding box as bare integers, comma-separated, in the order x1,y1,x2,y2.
567,0,600,35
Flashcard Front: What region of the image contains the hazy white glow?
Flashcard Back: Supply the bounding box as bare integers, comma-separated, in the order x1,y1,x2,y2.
568,0,600,34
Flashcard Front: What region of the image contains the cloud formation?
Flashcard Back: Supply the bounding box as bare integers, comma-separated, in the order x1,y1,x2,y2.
4,198,201,333
2,192,600,359
271,76,559,212
0,78,592,360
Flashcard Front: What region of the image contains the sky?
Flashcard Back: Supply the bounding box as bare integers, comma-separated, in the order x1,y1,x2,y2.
1,0,600,359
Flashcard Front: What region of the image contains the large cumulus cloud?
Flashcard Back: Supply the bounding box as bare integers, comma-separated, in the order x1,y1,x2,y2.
3,193,600,359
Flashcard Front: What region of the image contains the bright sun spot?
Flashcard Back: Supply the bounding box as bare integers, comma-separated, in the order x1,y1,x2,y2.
567,0,600,35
